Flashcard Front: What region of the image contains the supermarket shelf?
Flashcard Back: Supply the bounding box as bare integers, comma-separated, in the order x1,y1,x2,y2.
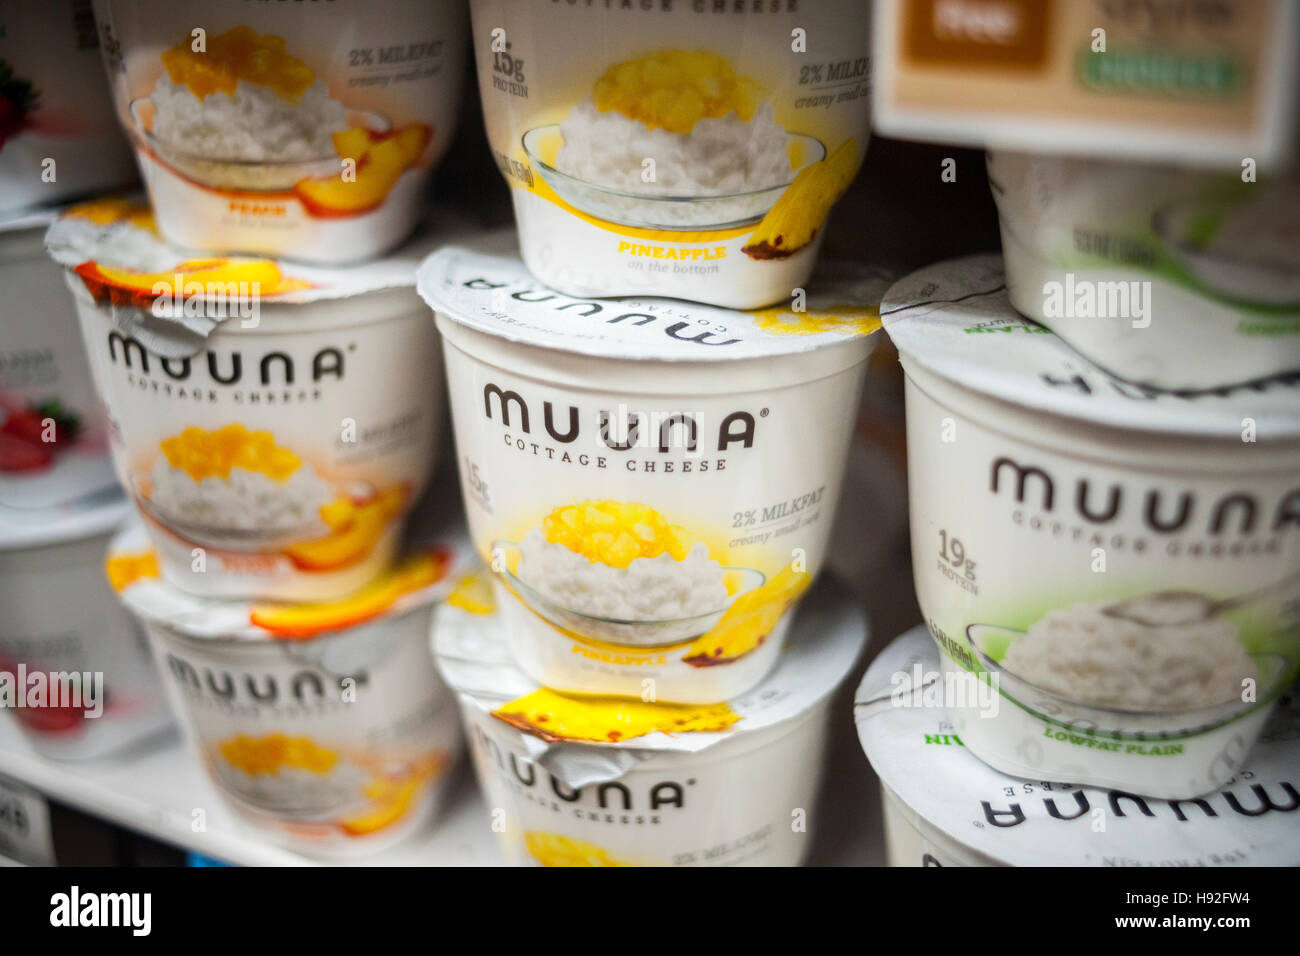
0,695,884,866
0,718,502,866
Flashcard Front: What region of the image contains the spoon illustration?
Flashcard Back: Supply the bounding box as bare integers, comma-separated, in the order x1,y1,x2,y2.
1103,570,1300,628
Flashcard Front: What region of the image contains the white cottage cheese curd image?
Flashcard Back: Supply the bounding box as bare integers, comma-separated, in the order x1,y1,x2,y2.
856,627,1300,867
470,0,871,306
146,427,335,538
110,523,468,858
46,199,446,601
883,256,1300,799
419,243,884,702
93,0,467,263
998,603,1256,712
987,150,1300,390
518,523,727,625
149,73,346,166
435,574,865,867
556,98,790,198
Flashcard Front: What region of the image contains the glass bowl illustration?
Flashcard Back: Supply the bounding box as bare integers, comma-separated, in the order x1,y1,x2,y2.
492,538,764,647
965,623,1287,739
129,98,390,192
521,125,825,231
132,473,376,552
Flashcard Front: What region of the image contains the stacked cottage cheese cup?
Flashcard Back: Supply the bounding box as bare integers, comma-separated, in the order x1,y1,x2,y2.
0,3,169,762
416,1,881,866
25,0,472,857
860,145,1300,862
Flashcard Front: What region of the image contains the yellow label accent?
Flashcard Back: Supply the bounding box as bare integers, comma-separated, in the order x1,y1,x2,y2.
542,501,700,569
493,687,739,743
162,25,316,103
159,424,303,483
593,50,764,134
219,734,338,775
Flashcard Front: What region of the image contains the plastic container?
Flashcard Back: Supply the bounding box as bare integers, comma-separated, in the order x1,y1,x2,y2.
467,0,871,308
92,0,467,263
0,496,170,760
987,150,1300,391
435,573,866,867
0,209,117,509
109,522,468,858
47,198,446,601
419,242,882,702
0,1,136,212
856,626,1300,866
882,255,1300,799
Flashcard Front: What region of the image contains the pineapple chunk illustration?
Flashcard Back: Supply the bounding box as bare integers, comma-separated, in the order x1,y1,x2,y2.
743,139,859,260
682,565,810,666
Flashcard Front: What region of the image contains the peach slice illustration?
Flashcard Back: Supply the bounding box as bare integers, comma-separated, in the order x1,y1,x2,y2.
283,486,408,572
250,544,450,639
295,124,432,218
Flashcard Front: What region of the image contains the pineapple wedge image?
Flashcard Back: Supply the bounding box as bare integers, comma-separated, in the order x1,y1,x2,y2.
682,565,811,667
742,139,859,260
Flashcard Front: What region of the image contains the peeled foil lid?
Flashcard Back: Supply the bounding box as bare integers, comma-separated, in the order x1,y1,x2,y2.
434,574,866,788
882,255,1300,439
855,626,1300,866
44,199,479,358
418,240,889,363
107,521,474,643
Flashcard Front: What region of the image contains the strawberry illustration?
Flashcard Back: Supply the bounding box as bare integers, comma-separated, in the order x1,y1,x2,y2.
0,433,53,471
0,399,81,471
0,399,82,448
0,60,38,151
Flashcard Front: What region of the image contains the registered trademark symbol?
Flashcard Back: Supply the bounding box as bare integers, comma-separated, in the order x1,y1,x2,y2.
760,408,769,417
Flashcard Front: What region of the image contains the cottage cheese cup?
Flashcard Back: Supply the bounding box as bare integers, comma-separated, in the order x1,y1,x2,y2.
856,626,1300,867
1,496,171,760
420,243,883,702
47,199,446,601
0,1,137,212
109,523,468,857
468,0,871,308
987,151,1300,391
435,573,865,867
0,209,118,508
92,0,467,264
883,256,1300,800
